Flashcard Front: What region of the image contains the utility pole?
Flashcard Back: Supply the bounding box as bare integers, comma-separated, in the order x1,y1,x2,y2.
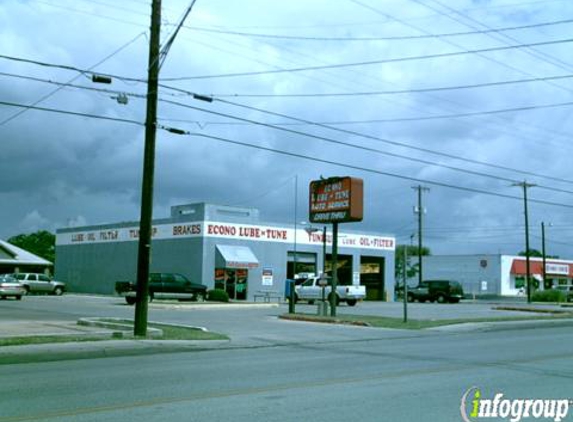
412,186,429,287
134,0,161,337
330,222,339,317
512,181,536,304
289,175,298,314
541,222,547,289
403,243,408,323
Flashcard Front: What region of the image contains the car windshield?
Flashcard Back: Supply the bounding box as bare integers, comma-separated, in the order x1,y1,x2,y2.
0,276,16,283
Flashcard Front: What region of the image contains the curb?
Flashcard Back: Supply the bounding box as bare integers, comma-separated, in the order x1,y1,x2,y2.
0,339,230,365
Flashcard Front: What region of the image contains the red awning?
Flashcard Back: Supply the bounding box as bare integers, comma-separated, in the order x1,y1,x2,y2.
511,259,573,276
510,260,543,275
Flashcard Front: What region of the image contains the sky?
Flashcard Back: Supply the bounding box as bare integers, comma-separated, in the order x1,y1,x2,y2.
2,0,573,257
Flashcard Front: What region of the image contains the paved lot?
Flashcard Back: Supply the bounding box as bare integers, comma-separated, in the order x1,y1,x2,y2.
0,295,569,346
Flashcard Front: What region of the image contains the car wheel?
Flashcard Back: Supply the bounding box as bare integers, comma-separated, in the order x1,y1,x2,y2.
347,299,357,307
407,294,414,303
437,294,446,304
125,296,136,305
148,293,154,303
308,300,315,305
53,287,64,296
16,295,22,301
22,286,30,296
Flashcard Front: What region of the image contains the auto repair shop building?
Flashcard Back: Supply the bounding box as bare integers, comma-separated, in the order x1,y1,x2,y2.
55,203,396,301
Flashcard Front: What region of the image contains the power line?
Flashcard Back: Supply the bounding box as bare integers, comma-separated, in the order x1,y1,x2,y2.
158,96,573,196
171,99,573,126
4,55,573,188
185,131,573,209
0,71,148,99
416,0,573,74
160,37,573,80
203,93,573,186
0,100,143,126
352,0,573,122
0,32,146,126
176,17,573,41
158,83,573,186
3,96,573,210
209,73,573,98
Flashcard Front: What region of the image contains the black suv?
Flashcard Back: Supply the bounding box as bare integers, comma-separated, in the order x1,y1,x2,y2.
407,280,464,303
116,273,208,305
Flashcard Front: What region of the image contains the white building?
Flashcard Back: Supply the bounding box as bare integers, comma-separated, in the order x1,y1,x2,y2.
422,254,573,297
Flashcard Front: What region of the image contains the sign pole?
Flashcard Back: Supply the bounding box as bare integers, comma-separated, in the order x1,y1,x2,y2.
403,244,408,323
330,222,339,317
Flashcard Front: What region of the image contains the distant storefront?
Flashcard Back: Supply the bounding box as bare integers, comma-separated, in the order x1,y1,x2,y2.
55,203,397,301
423,254,573,297
0,239,53,275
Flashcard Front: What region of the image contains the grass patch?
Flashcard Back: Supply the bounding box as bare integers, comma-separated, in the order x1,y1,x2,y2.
0,335,108,347
149,323,228,341
99,319,229,341
0,321,228,347
281,313,573,330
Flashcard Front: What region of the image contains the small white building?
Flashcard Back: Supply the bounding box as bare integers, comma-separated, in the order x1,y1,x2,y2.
422,254,573,297
0,239,53,275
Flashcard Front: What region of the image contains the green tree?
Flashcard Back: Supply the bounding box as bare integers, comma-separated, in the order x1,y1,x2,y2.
395,245,431,281
7,230,55,263
518,249,559,259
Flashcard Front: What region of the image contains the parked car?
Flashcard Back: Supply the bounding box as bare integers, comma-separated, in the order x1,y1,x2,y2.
407,280,464,303
294,276,366,306
115,272,208,305
9,273,66,296
0,274,25,300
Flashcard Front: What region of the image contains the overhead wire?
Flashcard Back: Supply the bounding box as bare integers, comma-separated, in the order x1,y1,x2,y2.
157,96,573,196
2,98,573,210
177,17,573,41
159,36,573,80
0,31,147,126
185,130,573,210
209,73,573,98
2,53,572,188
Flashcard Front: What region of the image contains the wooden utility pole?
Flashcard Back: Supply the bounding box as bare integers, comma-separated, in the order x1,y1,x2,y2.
134,0,161,337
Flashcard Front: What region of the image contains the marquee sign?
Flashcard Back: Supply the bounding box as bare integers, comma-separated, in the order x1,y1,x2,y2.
309,177,363,223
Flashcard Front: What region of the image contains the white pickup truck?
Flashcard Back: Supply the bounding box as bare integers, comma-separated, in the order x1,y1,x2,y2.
294,277,366,306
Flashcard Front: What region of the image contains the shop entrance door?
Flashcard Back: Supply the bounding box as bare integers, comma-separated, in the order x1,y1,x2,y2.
215,268,248,300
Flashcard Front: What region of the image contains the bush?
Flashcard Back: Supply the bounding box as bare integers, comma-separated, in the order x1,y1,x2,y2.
207,289,229,303
532,289,566,303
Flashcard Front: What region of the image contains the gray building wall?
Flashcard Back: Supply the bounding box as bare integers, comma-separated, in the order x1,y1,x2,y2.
422,254,502,296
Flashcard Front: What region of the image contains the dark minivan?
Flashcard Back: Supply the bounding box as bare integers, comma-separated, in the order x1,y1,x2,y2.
407,280,464,303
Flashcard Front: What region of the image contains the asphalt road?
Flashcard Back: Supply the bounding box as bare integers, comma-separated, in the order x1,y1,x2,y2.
1,296,572,421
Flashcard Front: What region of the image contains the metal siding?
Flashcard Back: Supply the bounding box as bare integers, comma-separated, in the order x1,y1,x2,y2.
423,255,502,296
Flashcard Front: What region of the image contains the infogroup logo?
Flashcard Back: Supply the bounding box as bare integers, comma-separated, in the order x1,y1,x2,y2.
460,387,572,422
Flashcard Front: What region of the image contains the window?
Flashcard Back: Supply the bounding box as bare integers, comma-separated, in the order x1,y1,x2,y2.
38,275,50,282
173,274,188,284
515,277,525,289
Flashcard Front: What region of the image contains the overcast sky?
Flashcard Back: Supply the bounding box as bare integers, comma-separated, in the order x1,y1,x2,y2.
2,0,573,257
